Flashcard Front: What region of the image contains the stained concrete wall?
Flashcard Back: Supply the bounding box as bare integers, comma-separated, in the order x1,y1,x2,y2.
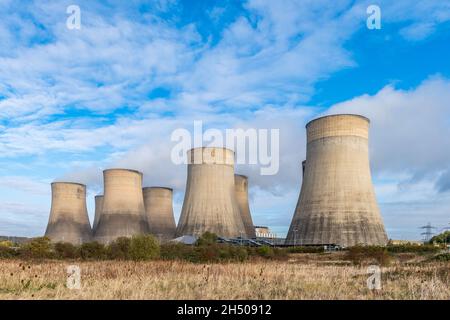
176,147,246,238
92,195,103,232
286,114,388,247
143,187,176,241
94,169,148,244
45,182,92,244
234,174,256,238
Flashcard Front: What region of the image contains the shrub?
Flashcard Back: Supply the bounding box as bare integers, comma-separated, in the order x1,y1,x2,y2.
286,246,325,253
20,237,54,259
0,245,18,258
196,232,218,246
79,241,107,260
433,253,450,262
345,245,391,266
107,237,132,260
256,245,275,258
54,242,79,259
387,244,440,254
129,235,160,261
0,240,14,247
161,243,197,261
429,231,450,245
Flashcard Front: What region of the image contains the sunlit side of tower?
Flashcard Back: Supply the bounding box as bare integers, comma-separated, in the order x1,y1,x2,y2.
45,182,92,244
94,169,148,244
143,187,176,241
176,147,246,238
286,114,388,247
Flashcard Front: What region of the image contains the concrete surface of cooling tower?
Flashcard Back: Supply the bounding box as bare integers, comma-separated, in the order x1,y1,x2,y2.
235,175,256,238
286,114,388,247
45,182,92,244
92,195,103,232
176,147,246,238
302,160,306,178
94,169,148,244
143,187,176,241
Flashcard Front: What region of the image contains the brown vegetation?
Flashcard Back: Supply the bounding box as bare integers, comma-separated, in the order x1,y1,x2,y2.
0,253,448,300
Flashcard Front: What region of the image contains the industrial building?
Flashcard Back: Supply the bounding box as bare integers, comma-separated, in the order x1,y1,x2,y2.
234,174,256,238
45,182,92,244
176,147,247,238
286,114,388,247
143,187,176,241
94,169,148,244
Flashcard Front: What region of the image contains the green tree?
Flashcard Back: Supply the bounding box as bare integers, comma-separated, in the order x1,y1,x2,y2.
129,235,160,261
20,237,53,259
107,237,132,260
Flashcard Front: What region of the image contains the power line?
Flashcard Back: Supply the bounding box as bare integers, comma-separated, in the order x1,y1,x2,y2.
419,222,437,242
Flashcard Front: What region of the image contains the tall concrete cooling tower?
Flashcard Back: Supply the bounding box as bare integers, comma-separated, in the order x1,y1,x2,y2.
143,187,176,241
176,147,246,238
94,169,148,244
234,175,256,238
286,114,388,247
92,195,103,232
45,182,92,244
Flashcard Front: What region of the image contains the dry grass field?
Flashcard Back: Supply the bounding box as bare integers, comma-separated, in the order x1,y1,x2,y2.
0,253,449,300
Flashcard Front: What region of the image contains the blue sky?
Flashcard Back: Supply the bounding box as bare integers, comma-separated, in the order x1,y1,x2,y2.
0,0,450,240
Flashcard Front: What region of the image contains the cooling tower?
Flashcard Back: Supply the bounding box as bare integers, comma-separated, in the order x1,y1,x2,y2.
234,175,256,238
92,195,103,232
301,160,306,178
286,114,388,247
143,187,176,241
45,182,92,244
94,169,148,244
176,147,246,238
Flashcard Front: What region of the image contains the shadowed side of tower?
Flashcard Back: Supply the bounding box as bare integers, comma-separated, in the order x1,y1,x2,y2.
94,169,148,244
286,114,388,247
45,182,92,244
234,174,256,238
176,147,246,238
92,195,103,232
143,187,176,241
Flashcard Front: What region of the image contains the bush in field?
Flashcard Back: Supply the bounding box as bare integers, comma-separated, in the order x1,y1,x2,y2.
79,242,107,260
0,245,18,258
129,235,160,261
107,237,132,260
287,246,325,253
387,244,440,254
429,231,450,245
161,243,197,261
256,245,274,258
0,240,14,247
345,245,391,266
20,237,54,259
196,232,218,246
54,242,79,259
433,253,450,262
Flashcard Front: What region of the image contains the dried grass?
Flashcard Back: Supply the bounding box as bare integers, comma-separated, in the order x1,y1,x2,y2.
0,256,448,300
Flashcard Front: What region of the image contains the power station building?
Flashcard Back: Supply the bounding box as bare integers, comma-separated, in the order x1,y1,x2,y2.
234,174,256,238
94,169,148,244
176,147,247,238
143,187,176,241
45,182,92,244
286,114,388,247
